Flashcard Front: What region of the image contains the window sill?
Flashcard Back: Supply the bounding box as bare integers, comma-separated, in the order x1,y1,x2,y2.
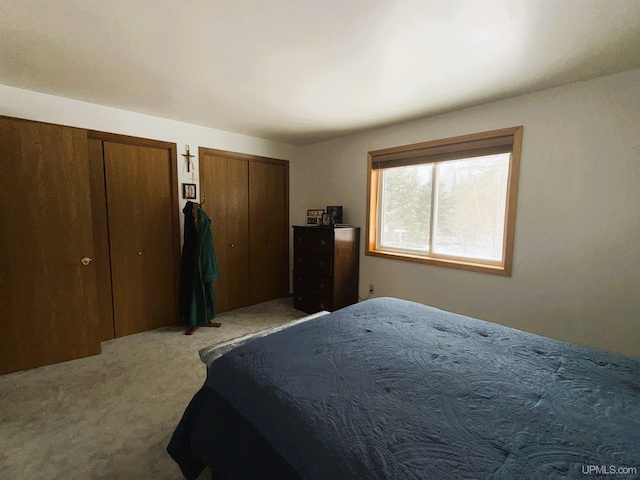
365,248,511,276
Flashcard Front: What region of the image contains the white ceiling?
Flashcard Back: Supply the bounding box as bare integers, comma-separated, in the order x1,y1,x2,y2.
1,0,640,145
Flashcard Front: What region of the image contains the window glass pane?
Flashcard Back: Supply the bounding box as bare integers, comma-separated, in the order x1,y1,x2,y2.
432,153,510,261
379,165,432,251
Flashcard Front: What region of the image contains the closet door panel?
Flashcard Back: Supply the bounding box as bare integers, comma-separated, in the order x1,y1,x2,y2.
0,117,100,374
204,155,232,312
249,161,289,304
88,138,115,341
200,148,289,313
225,157,251,310
201,155,250,312
104,142,177,337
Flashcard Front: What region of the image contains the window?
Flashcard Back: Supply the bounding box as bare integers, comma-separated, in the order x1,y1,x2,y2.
366,126,523,276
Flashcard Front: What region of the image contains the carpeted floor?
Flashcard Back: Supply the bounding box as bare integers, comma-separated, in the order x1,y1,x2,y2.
0,297,305,480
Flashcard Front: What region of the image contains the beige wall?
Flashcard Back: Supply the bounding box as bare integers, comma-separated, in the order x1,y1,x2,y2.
291,68,640,359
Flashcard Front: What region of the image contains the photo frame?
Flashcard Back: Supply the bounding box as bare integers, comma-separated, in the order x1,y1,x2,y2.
322,213,331,226
326,205,343,224
306,208,324,226
182,183,197,200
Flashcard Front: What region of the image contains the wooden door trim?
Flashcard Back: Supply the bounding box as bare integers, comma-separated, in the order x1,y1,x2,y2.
88,131,181,321
87,131,175,150
199,147,289,166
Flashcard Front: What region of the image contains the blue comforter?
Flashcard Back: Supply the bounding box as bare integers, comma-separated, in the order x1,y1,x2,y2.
200,298,640,479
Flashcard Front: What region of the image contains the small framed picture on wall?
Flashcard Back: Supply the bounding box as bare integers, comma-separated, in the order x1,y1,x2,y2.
182,183,197,200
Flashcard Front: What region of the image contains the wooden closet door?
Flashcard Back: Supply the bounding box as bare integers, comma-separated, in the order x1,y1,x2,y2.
249,160,289,304
88,138,115,341
103,142,177,336
200,154,250,312
0,117,101,374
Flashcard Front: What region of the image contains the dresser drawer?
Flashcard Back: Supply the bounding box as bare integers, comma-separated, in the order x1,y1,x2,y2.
294,227,333,253
293,270,332,297
293,291,331,314
294,251,332,276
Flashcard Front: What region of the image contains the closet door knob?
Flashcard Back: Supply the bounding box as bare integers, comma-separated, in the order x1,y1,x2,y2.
230,243,235,248
137,251,143,255
80,257,92,266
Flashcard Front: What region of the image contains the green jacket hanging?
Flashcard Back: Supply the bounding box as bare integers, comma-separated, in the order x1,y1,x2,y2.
189,206,220,326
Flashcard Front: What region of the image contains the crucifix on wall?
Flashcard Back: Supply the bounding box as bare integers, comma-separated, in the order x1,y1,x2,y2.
182,145,194,172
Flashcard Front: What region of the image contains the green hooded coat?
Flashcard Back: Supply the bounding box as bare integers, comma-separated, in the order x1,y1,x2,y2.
189,207,220,326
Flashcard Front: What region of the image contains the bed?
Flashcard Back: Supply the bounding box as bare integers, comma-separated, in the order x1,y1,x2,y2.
167,297,640,479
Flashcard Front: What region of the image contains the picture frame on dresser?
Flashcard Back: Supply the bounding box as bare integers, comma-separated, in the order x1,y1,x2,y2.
326,206,342,224
306,209,324,227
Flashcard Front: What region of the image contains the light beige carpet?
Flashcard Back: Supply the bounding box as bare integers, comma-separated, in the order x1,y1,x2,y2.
0,298,305,480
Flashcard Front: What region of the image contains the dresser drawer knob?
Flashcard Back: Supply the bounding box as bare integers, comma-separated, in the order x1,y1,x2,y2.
320,240,326,246
319,283,325,289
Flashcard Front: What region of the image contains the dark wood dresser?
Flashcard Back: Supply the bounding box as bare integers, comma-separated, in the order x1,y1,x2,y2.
293,226,360,314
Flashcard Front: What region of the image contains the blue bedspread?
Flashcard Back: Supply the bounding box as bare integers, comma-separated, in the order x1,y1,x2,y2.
203,298,640,479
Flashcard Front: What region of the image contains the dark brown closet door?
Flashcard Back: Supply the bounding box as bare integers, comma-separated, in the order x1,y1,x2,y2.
103,142,177,337
249,160,289,304
201,154,250,312
0,117,101,374
88,138,115,341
